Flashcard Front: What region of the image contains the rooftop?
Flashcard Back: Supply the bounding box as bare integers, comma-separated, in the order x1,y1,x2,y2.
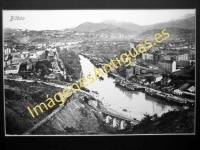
187,86,195,92
179,83,190,91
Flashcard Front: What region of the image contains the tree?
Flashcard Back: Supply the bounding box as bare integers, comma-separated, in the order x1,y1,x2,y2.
141,113,153,126
152,114,158,121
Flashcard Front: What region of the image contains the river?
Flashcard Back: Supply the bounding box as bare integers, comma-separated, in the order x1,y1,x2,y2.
79,55,182,120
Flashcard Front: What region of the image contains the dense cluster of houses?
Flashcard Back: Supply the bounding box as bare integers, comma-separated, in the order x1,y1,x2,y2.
141,50,195,70
111,42,196,98
3,43,60,68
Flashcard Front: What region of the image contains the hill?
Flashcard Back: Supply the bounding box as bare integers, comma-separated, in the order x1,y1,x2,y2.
31,38,48,43
72,20,142,34
95,28,135,35
133,27,195,41
5,79,109,135
143,16,195,32
127,108,194,134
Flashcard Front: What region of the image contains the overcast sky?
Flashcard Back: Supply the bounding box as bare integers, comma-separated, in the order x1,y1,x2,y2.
3,9,195,30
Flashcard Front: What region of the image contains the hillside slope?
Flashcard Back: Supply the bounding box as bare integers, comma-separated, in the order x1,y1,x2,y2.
73,20,141,33
133,27,195,40
5,79,108,135
143,16,195,32
123,109,194,134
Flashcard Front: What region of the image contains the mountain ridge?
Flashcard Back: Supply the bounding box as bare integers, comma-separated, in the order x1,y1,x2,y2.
70,13,195,35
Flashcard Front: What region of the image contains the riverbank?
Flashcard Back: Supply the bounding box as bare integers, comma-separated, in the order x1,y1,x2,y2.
105,68,194,107
80,52,194,107
79,53,107,68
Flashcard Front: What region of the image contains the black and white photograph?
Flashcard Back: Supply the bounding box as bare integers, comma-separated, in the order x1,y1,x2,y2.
3,9,196,135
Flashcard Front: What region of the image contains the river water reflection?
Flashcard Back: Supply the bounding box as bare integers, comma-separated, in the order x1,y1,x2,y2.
79,55,181,120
